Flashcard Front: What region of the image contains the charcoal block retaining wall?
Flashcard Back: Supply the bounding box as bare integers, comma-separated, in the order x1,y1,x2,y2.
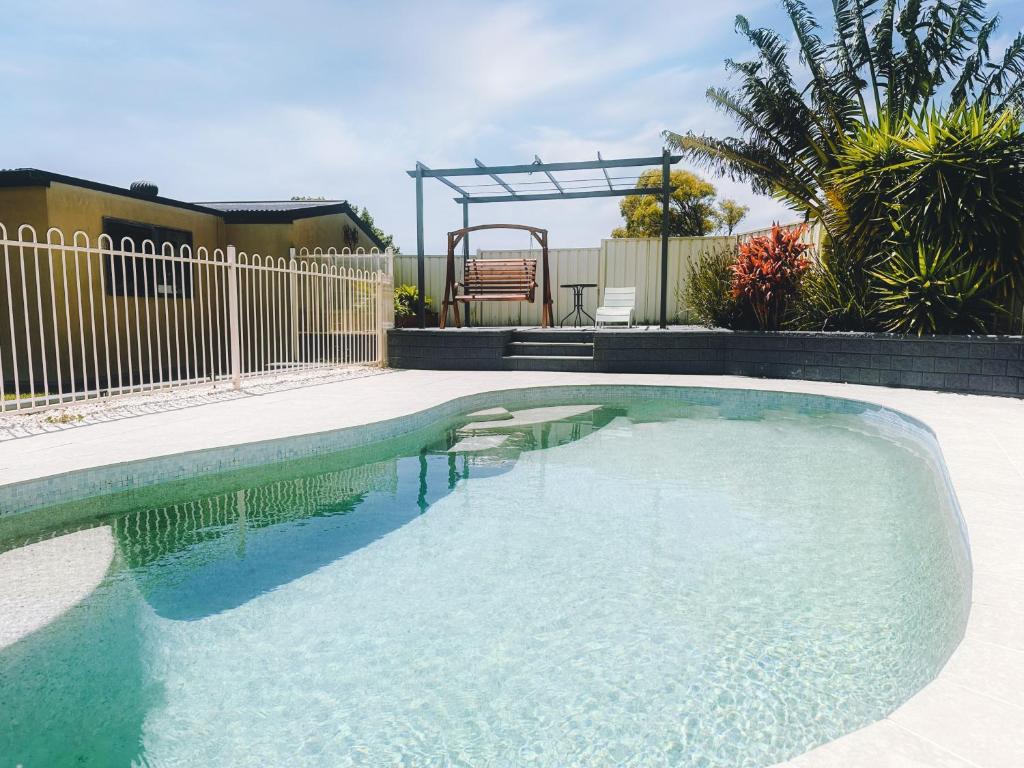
387,328,1024,398
388,328,514,370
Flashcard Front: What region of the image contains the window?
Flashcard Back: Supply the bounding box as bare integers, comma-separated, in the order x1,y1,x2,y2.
103,217,194,298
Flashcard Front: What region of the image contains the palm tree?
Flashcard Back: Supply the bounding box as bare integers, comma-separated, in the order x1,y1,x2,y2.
664,0,1024,237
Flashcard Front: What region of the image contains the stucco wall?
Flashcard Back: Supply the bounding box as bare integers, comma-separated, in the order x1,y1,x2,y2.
226,213,379,260
224,223,292,259
293,212,379,251
0,187,49,236
44,183,225,248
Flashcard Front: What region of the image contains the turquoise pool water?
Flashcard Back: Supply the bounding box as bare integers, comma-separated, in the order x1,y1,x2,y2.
0,390,971,767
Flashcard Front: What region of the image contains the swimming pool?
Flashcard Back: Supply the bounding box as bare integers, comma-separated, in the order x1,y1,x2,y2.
0,387,971,767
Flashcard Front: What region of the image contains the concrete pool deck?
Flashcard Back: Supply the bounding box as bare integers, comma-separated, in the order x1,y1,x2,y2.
0,369,1022,766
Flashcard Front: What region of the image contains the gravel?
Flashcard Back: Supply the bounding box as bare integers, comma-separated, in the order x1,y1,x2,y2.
0,366,395,441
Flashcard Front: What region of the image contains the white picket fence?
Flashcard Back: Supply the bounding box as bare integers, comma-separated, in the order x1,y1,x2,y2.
0,224,394,413
395,223,819,327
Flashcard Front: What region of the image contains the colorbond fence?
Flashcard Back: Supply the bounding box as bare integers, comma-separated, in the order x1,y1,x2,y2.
0,224,394,413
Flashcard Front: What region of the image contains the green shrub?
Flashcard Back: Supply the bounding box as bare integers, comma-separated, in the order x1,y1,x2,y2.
790,244,882,332
833,104,1024,332
394,284,430,319
682,245,739,327
872,243,1003,336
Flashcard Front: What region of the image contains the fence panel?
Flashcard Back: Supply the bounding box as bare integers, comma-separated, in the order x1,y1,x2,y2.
600,236,736,324
393,254,449,321
1,224,393,413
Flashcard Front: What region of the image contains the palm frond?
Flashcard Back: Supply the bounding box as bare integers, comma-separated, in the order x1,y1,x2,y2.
980,30,1024,109
871,0,899,99
950,15,997,104
782,0,853,131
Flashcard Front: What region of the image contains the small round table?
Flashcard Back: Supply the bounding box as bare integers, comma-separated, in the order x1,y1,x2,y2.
559,283,597,327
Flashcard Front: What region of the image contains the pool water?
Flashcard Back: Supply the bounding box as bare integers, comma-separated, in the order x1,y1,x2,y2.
0,391,971,767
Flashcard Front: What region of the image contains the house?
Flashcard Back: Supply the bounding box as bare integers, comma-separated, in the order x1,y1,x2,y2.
0,168,386,254
0,170,389,395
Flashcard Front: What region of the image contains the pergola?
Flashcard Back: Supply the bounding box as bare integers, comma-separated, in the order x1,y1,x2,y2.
407,149,682,328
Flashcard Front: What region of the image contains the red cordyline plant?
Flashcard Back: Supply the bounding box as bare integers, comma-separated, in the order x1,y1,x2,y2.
731,224,812,330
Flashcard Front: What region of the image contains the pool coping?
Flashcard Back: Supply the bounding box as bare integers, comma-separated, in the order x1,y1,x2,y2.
0,369,1022,766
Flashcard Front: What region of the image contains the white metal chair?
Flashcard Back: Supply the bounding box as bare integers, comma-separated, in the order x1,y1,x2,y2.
595,287,636,327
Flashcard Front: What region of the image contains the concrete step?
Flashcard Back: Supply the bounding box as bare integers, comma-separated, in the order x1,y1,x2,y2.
501,355,596,372
511,329,594,343
463,406,513,422
506,341,593,357
460,405,602,432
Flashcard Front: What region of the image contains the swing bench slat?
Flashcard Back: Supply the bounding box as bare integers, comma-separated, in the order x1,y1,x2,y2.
457,258,537,302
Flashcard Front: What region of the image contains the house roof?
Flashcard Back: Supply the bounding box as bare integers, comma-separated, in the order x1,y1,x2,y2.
198,200,344,212
0,169,386,248
0,168,220,215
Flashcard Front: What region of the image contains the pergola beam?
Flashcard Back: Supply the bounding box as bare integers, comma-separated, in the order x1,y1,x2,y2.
454,186,675,204
416,161,470,198
474,158,516,197
534,155,564,193
597,152,614,191
406,155,681,178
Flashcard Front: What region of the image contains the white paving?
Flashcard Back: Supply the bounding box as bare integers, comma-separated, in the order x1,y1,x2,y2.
0,368,1022,766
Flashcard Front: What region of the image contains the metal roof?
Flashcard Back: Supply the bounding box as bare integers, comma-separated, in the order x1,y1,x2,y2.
197,200,347,212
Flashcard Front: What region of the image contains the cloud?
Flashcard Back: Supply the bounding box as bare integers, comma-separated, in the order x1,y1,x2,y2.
2,0,948,252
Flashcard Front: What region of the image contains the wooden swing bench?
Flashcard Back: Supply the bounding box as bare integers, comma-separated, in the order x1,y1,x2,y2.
461,258,537,301
440,224,553,328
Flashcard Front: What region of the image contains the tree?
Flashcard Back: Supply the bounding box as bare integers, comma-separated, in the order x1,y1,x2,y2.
611,169,718,237
663,0,1024,242
357,206,400,253
714,198,749,234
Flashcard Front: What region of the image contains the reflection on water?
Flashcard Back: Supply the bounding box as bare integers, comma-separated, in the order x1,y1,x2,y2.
109,406,625,619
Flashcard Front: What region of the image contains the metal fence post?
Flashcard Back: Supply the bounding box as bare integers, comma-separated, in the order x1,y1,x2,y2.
377,273,386,367
226,245,241,389
289,248,300,362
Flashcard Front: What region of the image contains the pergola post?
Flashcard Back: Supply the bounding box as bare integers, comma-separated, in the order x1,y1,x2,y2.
415,164,425,328
659,148,671,329
462,201,471,328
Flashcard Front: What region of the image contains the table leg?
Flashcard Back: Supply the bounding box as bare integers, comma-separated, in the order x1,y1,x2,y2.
559,285,588,327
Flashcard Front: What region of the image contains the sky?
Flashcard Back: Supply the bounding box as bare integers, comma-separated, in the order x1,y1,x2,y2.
3,0,1023,252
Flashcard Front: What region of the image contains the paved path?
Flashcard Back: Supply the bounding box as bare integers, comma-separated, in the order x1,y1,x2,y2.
0,369,1022,766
